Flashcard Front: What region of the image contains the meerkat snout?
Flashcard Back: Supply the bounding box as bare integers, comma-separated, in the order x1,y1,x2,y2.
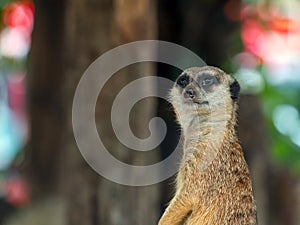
184,88,196,99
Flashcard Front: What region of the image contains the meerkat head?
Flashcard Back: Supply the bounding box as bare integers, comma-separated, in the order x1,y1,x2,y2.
169,66,240,134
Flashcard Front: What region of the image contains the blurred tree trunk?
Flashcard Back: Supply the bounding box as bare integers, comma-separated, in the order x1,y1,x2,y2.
62,0,159,225
27,0,159,225
27,0,66,198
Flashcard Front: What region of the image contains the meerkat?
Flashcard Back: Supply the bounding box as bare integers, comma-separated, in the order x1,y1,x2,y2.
158,66,257,225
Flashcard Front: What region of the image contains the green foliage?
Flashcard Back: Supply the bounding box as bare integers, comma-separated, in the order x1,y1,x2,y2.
260,73,300,175
0,0,12,9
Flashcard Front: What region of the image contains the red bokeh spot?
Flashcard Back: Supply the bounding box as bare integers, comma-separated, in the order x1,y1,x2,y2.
3,1,34,31
240,3,300,64
5,177,30,207
241,20,266,58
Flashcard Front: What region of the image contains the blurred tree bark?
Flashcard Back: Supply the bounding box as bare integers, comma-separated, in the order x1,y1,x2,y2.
27,0,66,198
63,1,159,225
27,0,160,225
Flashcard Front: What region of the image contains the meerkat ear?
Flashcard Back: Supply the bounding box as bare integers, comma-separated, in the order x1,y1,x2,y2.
229,79,240,101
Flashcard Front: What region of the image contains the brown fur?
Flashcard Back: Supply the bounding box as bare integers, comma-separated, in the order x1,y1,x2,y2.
159,66,257,225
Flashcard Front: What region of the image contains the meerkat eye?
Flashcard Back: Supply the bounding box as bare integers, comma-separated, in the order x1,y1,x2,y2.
176,74,189,88
202,77,214,86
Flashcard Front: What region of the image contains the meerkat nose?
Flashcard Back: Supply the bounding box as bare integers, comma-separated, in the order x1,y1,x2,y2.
185,88,195,99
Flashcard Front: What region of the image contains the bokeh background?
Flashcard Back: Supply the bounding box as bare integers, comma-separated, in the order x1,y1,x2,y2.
0,0,299,224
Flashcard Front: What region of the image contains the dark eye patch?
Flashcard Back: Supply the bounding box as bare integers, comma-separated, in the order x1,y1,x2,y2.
176,73,190,88
202,77,214,86
197,73,219,91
